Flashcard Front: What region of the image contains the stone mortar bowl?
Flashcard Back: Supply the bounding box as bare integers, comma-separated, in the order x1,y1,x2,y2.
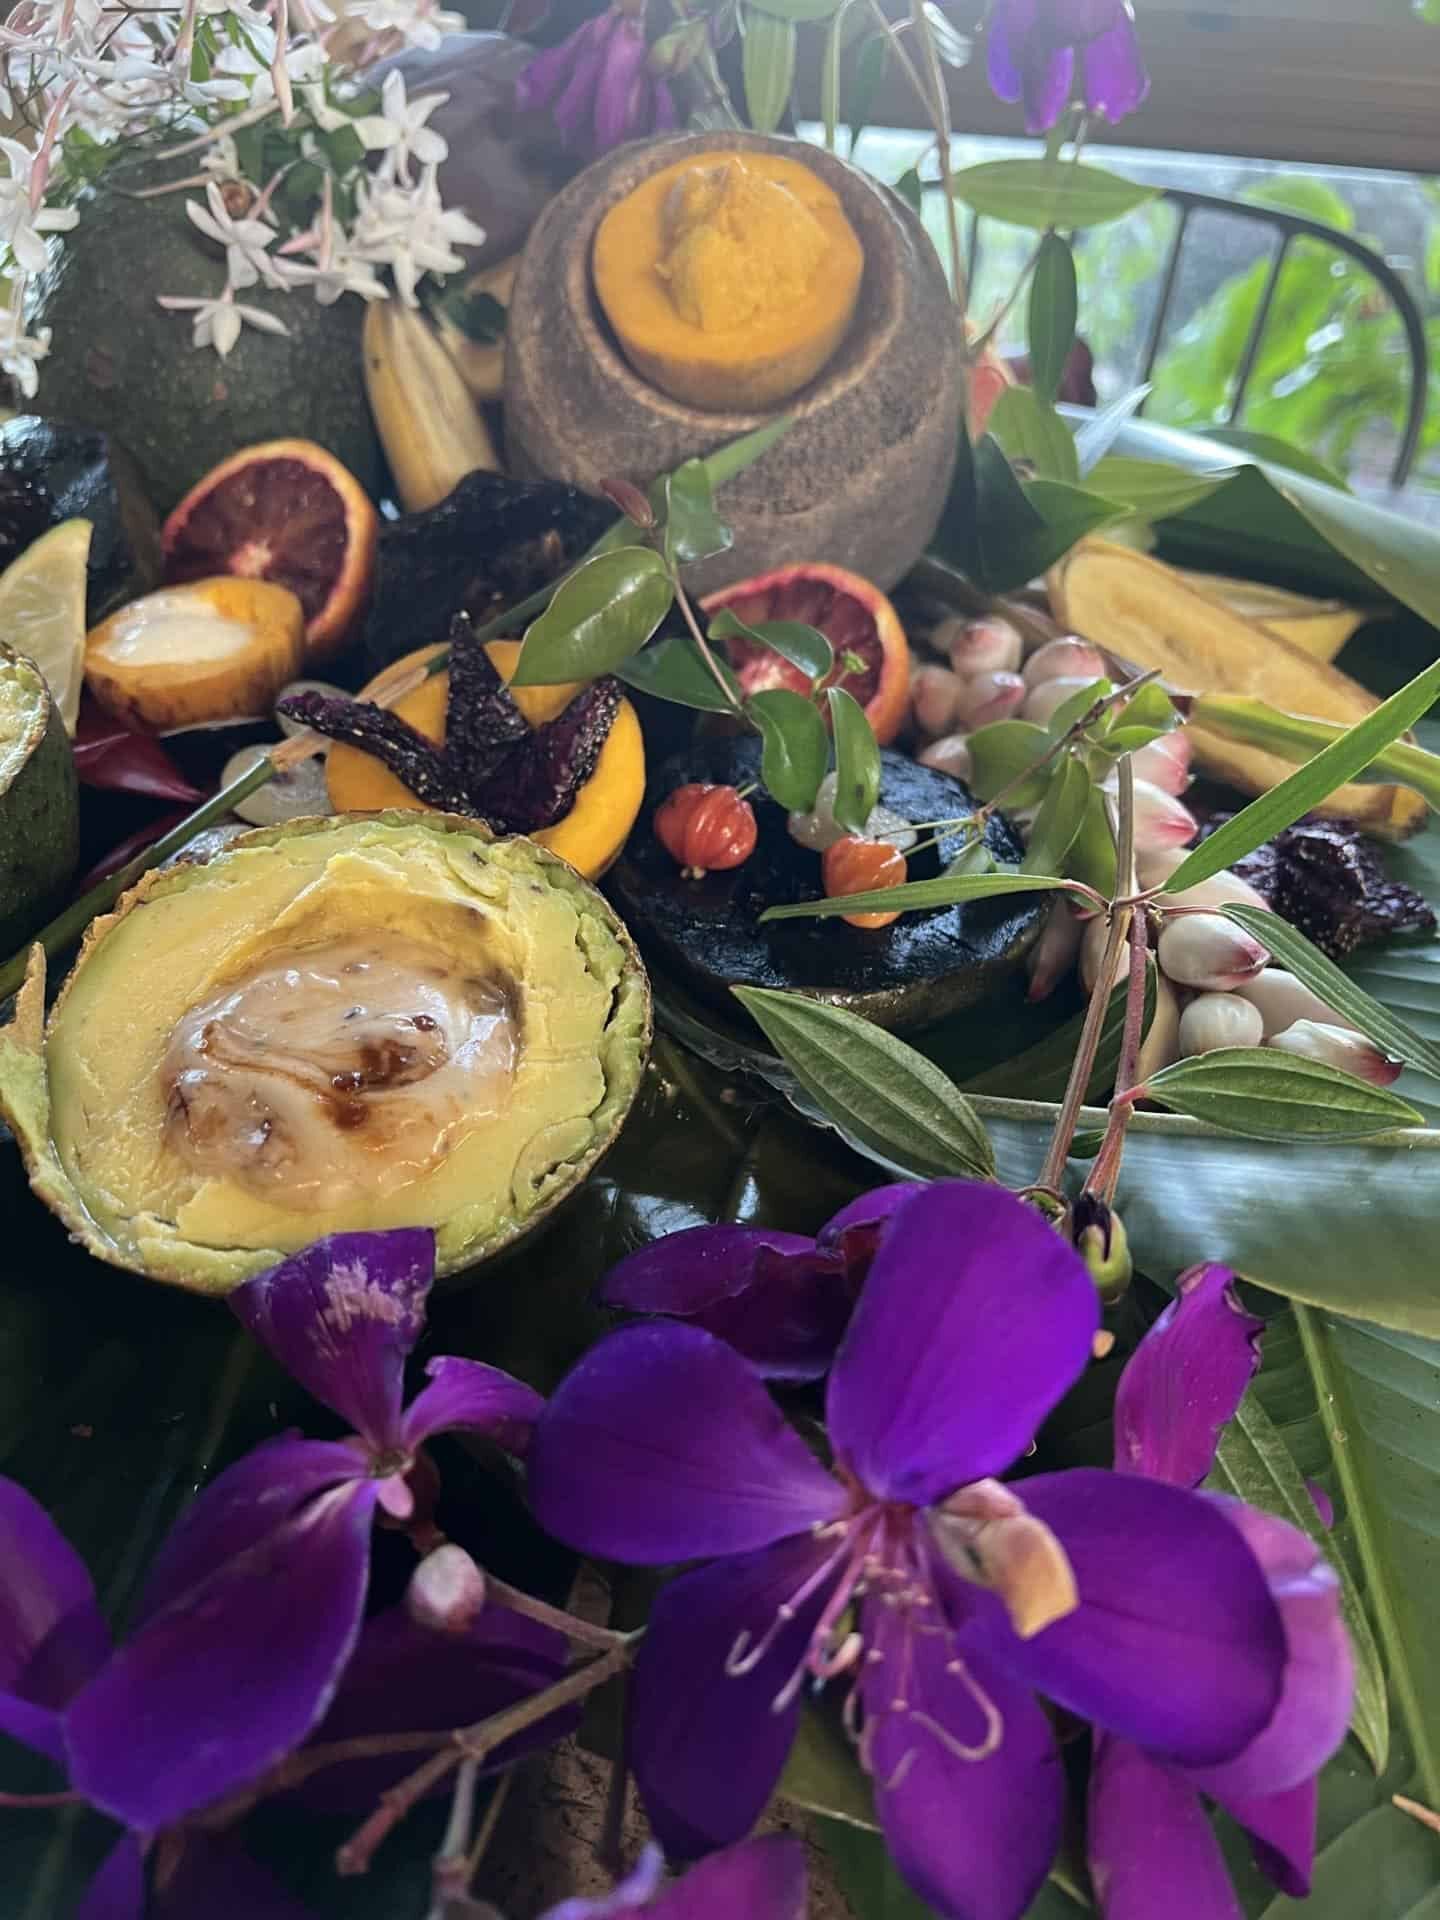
503,130,964,596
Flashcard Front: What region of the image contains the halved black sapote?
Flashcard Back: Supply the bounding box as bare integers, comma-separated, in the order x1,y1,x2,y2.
0,416,161,621
609,736,1045,1033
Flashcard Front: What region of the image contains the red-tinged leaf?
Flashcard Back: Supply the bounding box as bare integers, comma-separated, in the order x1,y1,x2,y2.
73,701,205,804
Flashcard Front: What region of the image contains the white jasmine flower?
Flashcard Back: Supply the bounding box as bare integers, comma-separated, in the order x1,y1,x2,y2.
351,163,482,304
0,315,50,399
349,0,463,51
185,178,278,291
0,138,78,274
156,284,289,357
361,70,449,183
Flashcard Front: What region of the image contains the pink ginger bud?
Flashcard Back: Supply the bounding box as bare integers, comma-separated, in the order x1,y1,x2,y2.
1130,730,1193,796
1157,913,1269,991
955,669,1026,731
917,732,974,782
1236,968,1354,1039
947,617,1023,679
1023,636,1106,689
1267,1019,1404,1087
1178,990,1265,1057
1081,914,1129,995
911,664,965,738
1150,859,1271,915
1107,775,1198,856
406,1544,487,1635
1027,898,1084,1001
1136,973,1182,1078
1022,675,1096,727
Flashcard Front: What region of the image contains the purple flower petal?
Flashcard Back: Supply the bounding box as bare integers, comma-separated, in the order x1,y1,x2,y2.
0,1688,66,1764
529,1324,845,1563
545,1846,665,1920
229,1230,436,1450
861,1598,1063,1920
400,1355,544,1454
292,1600,570,1813
1112,1265,1262,1488
1186,1499,1352,1801
985,0,1033,102
593,15,647,151
1306,1478,1335,1529
646,1836,807,1920
0,1476,110,1704
75,1835,146,1920
1223,1779,1316,1899
551,14,610,148
1080,5,1149,123
1021,43,1074,131
134,1436,365,1626
513,27,585,112
816,1182,928,1257
1088,1735,1243,1920
152,1833,318,1919
629,1535,840,1857
825,1184,1098,1504
601,1227,853,1383
66,1482,376,1830
649,77,679,134
959,1471,1285,1766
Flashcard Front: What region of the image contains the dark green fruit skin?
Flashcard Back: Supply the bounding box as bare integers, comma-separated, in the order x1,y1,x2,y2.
0,416,161,623
609,736,1044,1034
27,163,385,517
0,643,79,954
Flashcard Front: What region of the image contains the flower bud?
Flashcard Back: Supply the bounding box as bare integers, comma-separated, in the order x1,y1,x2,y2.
1130,730,1193,796
1103,775,1198,855
1268,1019,1404,1086
1179,990,1265,1057
946,616,1023,679
1026,898,1083,1002
405,1544,487,1635
1023,636,1106,689
1157,912,1269,990
1071,1193,1132,1304
1163,868,1271,914
917,732,973,782
1136,972,1181,1078
955,669,1026,731
1235,968,1354,1039
910,663,965,738
1081,913,1129,995
1022,674,1096,727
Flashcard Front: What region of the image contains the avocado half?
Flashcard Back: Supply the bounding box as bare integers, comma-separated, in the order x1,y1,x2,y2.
0,640,79,953
0,812,651,1293
608,736,1045,1033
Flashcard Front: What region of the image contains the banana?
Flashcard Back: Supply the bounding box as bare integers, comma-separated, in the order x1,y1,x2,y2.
430,255,517,405
363,296,499,514
1177,566,1375,663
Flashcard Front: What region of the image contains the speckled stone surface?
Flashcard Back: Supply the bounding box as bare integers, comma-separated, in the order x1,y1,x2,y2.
607,735,1045,1033
503,131,964,596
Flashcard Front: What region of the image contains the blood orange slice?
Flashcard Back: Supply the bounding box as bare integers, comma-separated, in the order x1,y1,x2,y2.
161,439,378,665
699,562,911,746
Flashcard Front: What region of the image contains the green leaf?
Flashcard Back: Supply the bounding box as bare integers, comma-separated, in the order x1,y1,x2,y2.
1066,783,1118,895
1022,754,1090,875
759,870,1067,922
731,987,997,1180
893,164,924,216
828,685,880,832
1012,477,1132,587
819,0,857,148
1162,654,1440,893
431,282,506,344
1218,904,1440,1085
747,0,841,20
698,413,796,490
1045,675,1112,739
948,157,1159,231
748,688,829,812
963,973,1152,1103
1209,1386,1389,1773
616,635,741,713
1085,453,1237,521
657,460,734,568
1143,1049,1423,1142
988,386,1081,485
510,547,673,685
1074,385,1151,475
1189,696,1440,810
1028,231,1078,404
847,30,889,151
708,609,833,683
965,718,1053,807
742,9,796,131
1202,426,1350,490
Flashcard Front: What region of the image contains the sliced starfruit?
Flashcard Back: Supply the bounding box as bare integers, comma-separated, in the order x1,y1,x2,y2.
1049,540,1424,839
1177,566,1377,664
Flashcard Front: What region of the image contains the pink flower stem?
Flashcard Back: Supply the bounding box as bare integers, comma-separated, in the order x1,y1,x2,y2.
481,1571,631,1651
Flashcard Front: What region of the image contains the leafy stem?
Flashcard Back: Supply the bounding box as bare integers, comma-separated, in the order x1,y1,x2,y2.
1087,760,1149,1202
672,569,746,716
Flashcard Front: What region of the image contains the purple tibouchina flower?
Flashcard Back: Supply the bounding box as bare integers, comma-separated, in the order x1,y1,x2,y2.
986,0,1149,132
514,4,677,156
600,1183,924,1380
542,1835,805,1919
1090,1264,1355,1919
531,1183,1291,1920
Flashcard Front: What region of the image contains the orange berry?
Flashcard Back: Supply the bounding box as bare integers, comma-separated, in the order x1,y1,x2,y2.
655,783,757,877
822,835,907,928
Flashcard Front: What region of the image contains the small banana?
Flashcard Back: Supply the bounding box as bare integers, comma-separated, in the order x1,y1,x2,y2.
363,296,499,514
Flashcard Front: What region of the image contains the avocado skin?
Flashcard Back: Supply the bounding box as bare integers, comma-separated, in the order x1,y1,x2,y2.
0,416,161,622
608,736,1045,1034
27,167,385,517
0,644,79,953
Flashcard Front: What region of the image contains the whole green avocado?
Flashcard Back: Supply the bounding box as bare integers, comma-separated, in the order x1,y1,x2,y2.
26,159,385,516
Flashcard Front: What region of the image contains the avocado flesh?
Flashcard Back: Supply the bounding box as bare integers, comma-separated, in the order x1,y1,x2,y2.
0,642,79,952
0,813,650,1292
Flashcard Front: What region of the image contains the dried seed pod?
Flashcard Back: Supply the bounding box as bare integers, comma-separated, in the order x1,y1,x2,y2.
917,732,973,782
1130,730,1192,796
1268,1019,1404,1087
1157,912,1269,991
1136,972,1182,1079
947,616,1023,679
1027,898,1084,1002
1022,675,1096,728
1179,991,1265,1057
1022,636,1106,689
911,663,966,738
1235,968,1354,1039
955,668,1026,731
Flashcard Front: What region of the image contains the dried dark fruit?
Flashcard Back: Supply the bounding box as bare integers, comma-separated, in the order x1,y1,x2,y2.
1215,814,1438,960
470,677,622,831
279,690,472,814
444,615,530,788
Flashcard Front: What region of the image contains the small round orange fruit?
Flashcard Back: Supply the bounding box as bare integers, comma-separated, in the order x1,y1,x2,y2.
654,783,757,877
324,640,644,881
822,834,907,928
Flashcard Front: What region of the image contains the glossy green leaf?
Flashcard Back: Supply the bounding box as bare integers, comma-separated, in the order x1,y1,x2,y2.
1011,477,1132,589
948,157,1158,231
988,385,1080,485
1219,904,1440,1085
1143,1049,1423,1142
893,164,924,216
731,986,997,1180
1164,655,1440,893
1190,696,1440,810
1022,753,1090,875
1046,675,1112,739
510,547,673,686
616,635,741,713
847,30,889,151
656,460,734,567
1202,426,1350,490
1028,231,1079,404
828,685,881,832
699,413,797,489
748,688,829,812
1084,452,1237,521
1209,1384,1389,1773
742,9,796,131
1066,784,1118,895
966,718,1053,807
1073,385,1150,475
747,0,841,21
708,608,834,683
759,869,1067,922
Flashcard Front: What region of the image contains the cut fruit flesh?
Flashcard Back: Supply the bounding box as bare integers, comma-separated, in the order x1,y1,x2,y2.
0,519,92,733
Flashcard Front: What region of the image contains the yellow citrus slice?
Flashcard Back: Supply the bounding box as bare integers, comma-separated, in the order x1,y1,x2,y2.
0,518,92,734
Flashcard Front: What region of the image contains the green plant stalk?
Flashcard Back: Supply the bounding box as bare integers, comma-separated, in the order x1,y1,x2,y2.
1191,694,1440,809
907,0,967,317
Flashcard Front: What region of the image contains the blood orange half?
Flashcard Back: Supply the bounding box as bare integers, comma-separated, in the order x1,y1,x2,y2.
699,563,911,746
161,439,378,665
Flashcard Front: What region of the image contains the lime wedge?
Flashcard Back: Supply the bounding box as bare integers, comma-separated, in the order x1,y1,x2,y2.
0,518,92,734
